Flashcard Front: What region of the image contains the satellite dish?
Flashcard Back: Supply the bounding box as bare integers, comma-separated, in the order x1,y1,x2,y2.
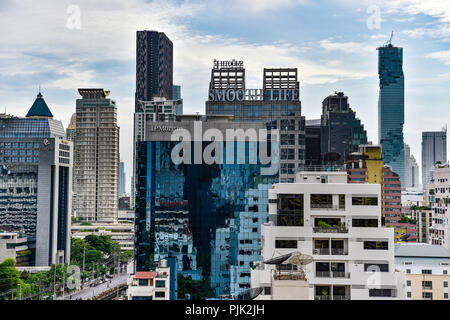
263,252,294,265
283,253,313,266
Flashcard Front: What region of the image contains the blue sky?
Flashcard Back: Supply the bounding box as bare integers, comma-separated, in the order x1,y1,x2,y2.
1,0,450,191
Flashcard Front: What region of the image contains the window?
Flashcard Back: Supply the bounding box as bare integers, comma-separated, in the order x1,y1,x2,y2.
421,269,432,274
363,241,388,250
275,240,297,249
369,289,394,297
277,194,304,226
138,279,149,286
445,293,449,299
406,280,411,286
352,197,378,206
155,291,165,298
263,287,271,295
155,280,165,288
407,292,411,298
364,264,389,272
352,219,378,227
444,281,448,288
422,292,432,300
422,281,432,289
311,194,332,209
406,269,411,274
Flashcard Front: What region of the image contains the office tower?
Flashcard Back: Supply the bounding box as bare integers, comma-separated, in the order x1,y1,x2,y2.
430,164,450,249
378,41,405,186
135,30,173,109
404,143,419,188
250,170,406,300
422,129,447,188
320,92,367,165
205,61,306,183
135,115,279,297
74,89,119,223
395,243,450,300
119,161,126,196
0,92,72,266
173,85,183,115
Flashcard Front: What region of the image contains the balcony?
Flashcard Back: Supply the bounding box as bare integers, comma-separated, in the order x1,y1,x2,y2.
313,226,348,233
311,204,345,211
314,295,350,300
315,271,350,279
312,248,348,255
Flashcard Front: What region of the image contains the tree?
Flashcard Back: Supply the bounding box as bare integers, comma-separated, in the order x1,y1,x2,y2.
0,258,20,297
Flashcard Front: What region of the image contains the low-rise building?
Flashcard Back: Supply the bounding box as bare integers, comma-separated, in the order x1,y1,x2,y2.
71,223,134,251
126,259,171,300
0,229,30,265
395,243,450,300
251,170,406,300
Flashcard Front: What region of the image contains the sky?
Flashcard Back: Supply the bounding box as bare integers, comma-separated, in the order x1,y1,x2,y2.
1,0,450,192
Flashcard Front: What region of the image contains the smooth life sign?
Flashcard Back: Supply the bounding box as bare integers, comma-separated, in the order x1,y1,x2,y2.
208,88,299,102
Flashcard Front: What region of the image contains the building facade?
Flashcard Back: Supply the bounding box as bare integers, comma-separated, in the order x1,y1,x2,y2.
404,143,419,188
135,30,173,108
305,119,321,166
429,164,450,249
422,130,447,188
320,92,367,165
395,243,450,300
378,42,405,187
0,92,72,266
251,171,405,300
74,89,119,223
119,162,126,196
134,115,279,297
205,62,305,183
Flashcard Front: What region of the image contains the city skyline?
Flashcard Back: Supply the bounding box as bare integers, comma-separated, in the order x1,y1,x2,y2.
2,1,450,187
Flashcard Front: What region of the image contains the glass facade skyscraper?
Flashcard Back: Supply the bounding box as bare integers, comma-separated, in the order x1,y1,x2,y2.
422,129,447,187
378,43,405,186
135,118,278,297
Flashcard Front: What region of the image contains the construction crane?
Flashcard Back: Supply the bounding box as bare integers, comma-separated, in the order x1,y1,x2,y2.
384,31,394,47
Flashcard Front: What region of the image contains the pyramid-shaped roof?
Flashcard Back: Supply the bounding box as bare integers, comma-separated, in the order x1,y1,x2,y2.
26,92,53,118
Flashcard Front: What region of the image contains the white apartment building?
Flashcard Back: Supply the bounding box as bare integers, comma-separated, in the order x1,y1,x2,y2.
429,164,450,249
251,171,406,300
126,259,171,300
395,243,450,300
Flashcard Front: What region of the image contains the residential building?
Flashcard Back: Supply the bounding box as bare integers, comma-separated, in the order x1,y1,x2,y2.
320,92,367,165
404,143,419,188
409,204,432,243
71,222,134,251
126,259,171,300
0,92,72,266
135,114,279,297
429,164,450,249
422,129,447,188
250,170,406,300
135,30,173,107
395,243,450,300
378,41,405,186
205,61,306,183
74,88,119,223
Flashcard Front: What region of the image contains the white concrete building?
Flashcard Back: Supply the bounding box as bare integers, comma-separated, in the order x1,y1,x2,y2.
429,164,450,249
395,243,450,300
0,231,29,265
126,259,171,300
251,171,406,300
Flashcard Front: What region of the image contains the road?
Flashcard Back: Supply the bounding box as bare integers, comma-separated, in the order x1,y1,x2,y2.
59,273,129,300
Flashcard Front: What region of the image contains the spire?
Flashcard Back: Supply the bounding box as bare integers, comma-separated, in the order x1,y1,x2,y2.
26,91,54,118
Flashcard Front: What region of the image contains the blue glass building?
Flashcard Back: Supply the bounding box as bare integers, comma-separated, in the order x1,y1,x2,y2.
378,43,405,186
135,120,278,297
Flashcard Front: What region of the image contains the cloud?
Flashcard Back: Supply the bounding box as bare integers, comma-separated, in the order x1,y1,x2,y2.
319,39,374,53
427,50,450,66
235,0,311,12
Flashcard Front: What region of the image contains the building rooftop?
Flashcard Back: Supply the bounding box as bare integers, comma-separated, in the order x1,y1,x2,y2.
395,243,450,258
26,92,53,118
135,271,158,280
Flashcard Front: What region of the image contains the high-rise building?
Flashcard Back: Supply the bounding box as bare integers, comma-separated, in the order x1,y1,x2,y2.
172,85,183,115
205,61,306,183
320,92,367,164
135,30,173,109
0,92,72,266
378,41,405,186
422,129,447,188
250,170,406,300
404,143,419,188
135,115,279,297
74,89,119,223
429,164,450,249
119,161,126,196
305,119,321,166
